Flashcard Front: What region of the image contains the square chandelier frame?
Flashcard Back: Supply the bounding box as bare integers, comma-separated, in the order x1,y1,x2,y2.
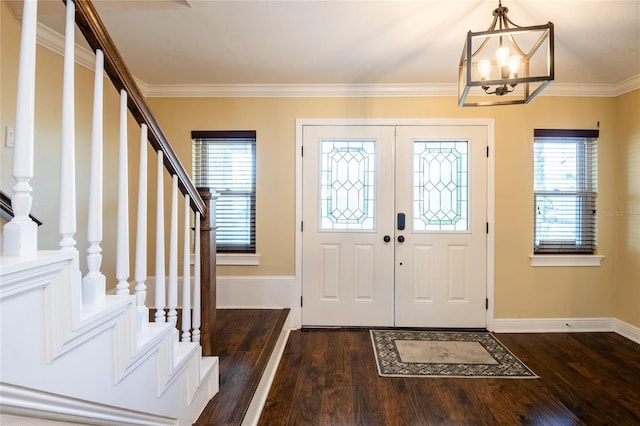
458,22,554,107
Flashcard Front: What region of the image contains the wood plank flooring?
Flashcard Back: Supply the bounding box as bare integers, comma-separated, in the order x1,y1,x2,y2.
258,329,640,425
195,309,289,426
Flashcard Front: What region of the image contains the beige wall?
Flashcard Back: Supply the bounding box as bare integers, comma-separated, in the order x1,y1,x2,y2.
613,90,640,327
2,0,638,326
147,95,631,323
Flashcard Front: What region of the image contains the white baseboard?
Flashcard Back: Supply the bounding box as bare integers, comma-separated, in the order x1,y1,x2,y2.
613,319,640,344
492,317,616,333
216,276,301,328
143,275,301,328
492,317,640,344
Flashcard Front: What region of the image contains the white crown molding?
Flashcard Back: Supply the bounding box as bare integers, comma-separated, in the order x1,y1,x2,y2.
36,23,640,99
143,83,457,98
143,81,640,98
36,23,151,91
37,23,96,71
543,83,617,97
614,74,640,96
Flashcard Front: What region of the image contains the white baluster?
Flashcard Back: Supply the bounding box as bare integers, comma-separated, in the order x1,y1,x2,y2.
154,151,166,323
59,0,76,251
181,196,191,342
135,125,149,326
167,176,179,329
115,90,130,295
192,212,201,343
82,49,106,305
3,0,38,256
134,124,149,300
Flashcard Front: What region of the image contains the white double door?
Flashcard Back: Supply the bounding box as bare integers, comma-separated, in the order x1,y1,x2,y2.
302,124,488,327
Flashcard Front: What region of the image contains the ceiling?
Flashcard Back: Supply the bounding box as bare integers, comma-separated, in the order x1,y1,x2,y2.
6,0,640,94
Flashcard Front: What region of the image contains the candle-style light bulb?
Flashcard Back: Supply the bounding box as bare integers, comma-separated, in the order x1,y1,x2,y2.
496,46,510,78
508,54,521,78
479,59,491,80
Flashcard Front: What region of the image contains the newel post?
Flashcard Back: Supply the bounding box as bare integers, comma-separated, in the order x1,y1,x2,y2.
198,187,219,356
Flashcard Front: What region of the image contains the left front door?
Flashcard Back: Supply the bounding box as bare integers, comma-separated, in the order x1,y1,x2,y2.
301,125,395,326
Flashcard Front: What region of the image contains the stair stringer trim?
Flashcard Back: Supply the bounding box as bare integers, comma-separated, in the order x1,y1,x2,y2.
0,382,177,426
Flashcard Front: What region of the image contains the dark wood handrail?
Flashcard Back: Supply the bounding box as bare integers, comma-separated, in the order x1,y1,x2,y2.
66,0,206,217
1,189,43,226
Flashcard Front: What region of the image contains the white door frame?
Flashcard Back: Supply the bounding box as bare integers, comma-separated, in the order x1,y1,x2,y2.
293,118,495,330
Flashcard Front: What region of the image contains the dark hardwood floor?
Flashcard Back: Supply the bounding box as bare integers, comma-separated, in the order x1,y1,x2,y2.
258,329,640,425
195,308,289,426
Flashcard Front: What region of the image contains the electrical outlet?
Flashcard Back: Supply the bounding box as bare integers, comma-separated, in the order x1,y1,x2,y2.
5,127,15,148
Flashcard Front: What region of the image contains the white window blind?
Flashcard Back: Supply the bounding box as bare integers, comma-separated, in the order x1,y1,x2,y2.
192,131,256,253
533,129,598,254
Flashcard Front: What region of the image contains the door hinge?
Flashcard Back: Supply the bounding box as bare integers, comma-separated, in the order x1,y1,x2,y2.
486,222,489,234
486,298,489,310
301,296,303,307
301,221,304,232
301,145,304,156
486,146,489,157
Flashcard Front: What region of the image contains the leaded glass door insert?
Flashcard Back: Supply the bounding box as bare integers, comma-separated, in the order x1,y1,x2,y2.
320,139,376,231
413,141,469,232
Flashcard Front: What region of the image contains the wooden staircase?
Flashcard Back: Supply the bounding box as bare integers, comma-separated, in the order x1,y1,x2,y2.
0,0,220,423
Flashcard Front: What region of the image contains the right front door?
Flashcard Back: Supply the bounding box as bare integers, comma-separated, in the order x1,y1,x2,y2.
393,125,487,328
301,123,487,328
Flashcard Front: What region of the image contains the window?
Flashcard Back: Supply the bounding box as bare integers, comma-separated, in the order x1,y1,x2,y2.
533,129,598,254
192,131,256,253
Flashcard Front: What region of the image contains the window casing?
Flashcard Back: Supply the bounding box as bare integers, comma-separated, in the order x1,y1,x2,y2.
192,131,256,253
533,129,598,254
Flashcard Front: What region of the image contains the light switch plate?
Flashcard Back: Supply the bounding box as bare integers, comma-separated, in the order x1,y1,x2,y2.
5,127,15,148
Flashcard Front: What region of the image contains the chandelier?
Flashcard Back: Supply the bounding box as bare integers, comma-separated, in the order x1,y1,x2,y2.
458,1,554,107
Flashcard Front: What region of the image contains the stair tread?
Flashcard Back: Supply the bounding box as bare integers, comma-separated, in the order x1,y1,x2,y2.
195,309,289,425
136,321,173,351
0,250,72,273
80,295,133,324
174,340,199,369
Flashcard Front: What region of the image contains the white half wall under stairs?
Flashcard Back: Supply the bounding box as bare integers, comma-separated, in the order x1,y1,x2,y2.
0,250,219,426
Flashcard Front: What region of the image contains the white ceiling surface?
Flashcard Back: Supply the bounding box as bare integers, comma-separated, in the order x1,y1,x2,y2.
8,0,640,96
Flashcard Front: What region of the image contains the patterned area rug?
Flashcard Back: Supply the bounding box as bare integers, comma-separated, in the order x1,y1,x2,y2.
370,330,538,378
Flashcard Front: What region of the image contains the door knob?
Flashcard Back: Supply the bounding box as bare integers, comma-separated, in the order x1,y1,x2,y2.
383,235,391,243
397,235,405,243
